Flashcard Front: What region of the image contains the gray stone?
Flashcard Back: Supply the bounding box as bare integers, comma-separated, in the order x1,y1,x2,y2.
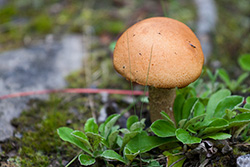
0,35,86,141
237,154,250,167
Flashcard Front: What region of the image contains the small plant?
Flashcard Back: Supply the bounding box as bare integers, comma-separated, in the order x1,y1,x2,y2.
57,112,175,166
217,54,250,93
150,88,250,166
58,87,250,166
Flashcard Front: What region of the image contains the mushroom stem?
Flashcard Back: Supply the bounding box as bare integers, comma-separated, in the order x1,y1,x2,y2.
149,87,176,123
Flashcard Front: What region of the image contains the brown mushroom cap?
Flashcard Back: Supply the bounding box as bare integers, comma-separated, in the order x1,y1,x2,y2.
113,17,204,88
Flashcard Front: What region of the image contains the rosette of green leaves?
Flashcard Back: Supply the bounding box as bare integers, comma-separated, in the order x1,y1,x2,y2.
57,114,128,166
151,89,250,145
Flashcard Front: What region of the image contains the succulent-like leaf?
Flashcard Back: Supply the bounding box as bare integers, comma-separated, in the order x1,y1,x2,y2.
193,101,205,117
174,94,185,124
182,98,198,120
103,114,120,139
206,89,231,119
160,111,175,127
71,130,92,150
214,96,244,118
101,150,127,164
203,132,231,140
127,115,139,130
124,147,140,161
84,118,98,134
229,113,250,128
126,131,177,153
238,54,250,71
183,114,206,129
78,154,95,166
108,130,119,148
85,132,102,151
120,131,139,151
57,127,92,155
130,119,145,132
199,118,229,136
151,120,176,137
175,128,202,144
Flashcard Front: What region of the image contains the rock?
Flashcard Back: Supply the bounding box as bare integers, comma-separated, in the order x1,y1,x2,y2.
237,154,250,167
194,0,217,61
0,35,86,141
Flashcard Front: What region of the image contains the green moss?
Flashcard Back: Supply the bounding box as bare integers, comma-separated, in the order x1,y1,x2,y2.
5,95,89,166
0,5,17,23
27,14,53,34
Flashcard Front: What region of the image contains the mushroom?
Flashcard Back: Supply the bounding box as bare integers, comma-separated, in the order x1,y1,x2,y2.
113,17,204,123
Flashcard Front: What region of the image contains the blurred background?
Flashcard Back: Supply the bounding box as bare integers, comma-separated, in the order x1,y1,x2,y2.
0,0,249,69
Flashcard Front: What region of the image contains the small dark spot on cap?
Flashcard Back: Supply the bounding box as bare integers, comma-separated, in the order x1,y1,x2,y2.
174,52,177,55
158,32,161,35
133,34,136,37
136,71,138,72
123,65,126,69
189,43,196,48
151,64,154,66
139,53,142,56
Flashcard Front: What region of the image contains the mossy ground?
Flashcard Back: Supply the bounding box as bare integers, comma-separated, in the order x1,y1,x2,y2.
0,0,249,166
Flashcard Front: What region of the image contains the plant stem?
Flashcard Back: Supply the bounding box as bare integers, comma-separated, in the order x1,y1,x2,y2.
65,151,82,167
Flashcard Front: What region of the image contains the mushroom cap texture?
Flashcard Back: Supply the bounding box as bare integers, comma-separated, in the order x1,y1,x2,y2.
113,17,204,88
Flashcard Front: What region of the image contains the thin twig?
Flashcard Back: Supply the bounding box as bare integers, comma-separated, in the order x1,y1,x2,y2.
169,156,186,167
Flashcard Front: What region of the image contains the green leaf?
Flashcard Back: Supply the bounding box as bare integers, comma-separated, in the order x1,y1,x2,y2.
166,154,186,167
120,131,139,151
127,115,139,130
224,109,237,120
148,160,162,167
214,96,244,118
116,135,123,148
130,119,145,132
206,89,231,119
101,150,127,164
78,154,95,166
246,97,250,103
71,130,92,150
178,119,187,128
175,128,201,144
98,123,105,136
234,107,250,113
238,54,250,71
160,111,175,127
203,132,231,140
151,120,176,137
183,114,206,129
108,130,119,148
199,118,229,136
85,132,102,151
57,127,92,155
244,104,250,109
84,118,99,134
124,147,140,161
173,94,185,124
229,113,250,128
104,114,120,139
236,73,249,86
126,131,177,153
218,69,231,86
182,98,198,120
244,97,250,109
193,101,205,117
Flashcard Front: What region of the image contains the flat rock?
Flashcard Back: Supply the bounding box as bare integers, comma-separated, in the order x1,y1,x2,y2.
0,35,86,141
